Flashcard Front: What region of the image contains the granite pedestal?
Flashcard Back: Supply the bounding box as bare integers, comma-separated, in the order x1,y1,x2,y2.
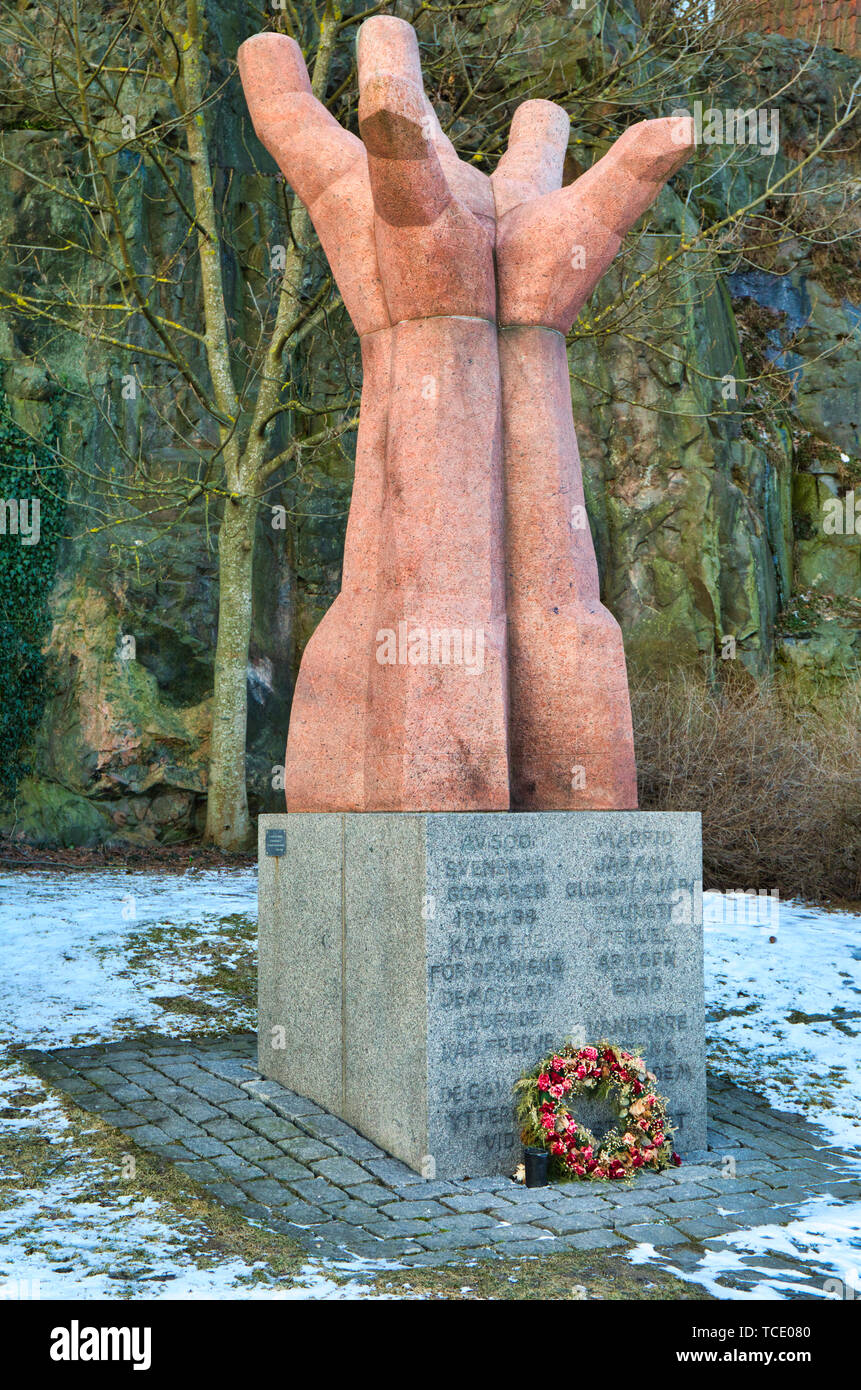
258,811,705,1179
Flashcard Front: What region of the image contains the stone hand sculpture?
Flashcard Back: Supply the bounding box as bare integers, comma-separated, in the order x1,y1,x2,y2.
238,18,694,813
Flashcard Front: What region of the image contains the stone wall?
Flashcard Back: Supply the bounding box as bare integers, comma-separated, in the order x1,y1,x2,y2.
730,1,861,58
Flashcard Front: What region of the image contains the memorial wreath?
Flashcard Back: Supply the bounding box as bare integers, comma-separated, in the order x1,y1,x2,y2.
515,1042,682,1181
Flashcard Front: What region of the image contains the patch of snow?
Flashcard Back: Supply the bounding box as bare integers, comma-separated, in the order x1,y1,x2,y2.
630,1197,861,1301
0,868,257,1048
0,1055,401,1301
704,893,861,1152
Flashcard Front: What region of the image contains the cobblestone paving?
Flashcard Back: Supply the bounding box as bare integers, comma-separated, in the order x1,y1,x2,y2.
21,1033,861,1271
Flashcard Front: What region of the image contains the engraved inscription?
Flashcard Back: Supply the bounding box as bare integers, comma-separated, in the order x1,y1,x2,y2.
426,819,705,1171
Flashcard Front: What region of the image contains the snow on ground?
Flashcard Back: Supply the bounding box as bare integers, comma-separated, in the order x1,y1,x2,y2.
0,870,859,1299
626,892,861,1300
704,892,861,1153
630,1198,861,1301
0,868,258,1049
0,868,394,1298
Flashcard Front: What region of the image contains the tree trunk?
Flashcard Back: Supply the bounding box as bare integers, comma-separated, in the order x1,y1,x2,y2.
204,494,257,849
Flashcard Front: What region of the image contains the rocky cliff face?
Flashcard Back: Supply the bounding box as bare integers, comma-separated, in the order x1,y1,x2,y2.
0,3,858,846
568,28,861,690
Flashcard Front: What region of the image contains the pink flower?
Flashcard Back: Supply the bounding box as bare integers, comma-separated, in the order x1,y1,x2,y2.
582,1145,593,1159
583,1047,598,1061
654,1132,665,1144
575,1065,587,1079
549,1083,565,1099
541,1114,555,1131
537,1072,551,1091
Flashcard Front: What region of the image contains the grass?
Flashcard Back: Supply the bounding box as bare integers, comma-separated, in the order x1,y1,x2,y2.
369,1255,711,1300
149,950,257,1021
122,910,257,1029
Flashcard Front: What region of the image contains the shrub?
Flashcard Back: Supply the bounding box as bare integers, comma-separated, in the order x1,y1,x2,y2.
632,669,861,902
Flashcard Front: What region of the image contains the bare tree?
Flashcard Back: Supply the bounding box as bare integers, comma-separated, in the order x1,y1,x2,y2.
0,0,365,848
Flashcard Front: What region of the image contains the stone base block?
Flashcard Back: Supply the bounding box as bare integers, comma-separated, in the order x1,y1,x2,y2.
258,811,705,1179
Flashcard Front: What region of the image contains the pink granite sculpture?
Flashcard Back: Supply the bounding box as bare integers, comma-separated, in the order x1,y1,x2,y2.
238,18,694,813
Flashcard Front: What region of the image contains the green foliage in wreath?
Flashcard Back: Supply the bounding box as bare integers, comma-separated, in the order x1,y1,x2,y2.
515,1041,681,1182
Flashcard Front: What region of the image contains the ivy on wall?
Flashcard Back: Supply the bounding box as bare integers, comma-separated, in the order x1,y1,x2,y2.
0,375,66,799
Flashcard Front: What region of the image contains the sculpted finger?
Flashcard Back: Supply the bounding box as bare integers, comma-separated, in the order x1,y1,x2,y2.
492,99,570,218
238,33,362,208
357,16,451,226
419,86,495,231
572,116,696,235
357,14,425,88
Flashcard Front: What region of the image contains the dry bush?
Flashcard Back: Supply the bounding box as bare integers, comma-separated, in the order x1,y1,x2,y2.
631,669,861,902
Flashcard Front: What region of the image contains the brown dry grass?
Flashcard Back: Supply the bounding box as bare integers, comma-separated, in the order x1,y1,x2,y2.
631,670,861,902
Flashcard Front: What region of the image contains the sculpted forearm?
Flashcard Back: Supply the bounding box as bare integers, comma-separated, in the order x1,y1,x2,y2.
283,333,390,811
366,316,509,810
499,324,637,810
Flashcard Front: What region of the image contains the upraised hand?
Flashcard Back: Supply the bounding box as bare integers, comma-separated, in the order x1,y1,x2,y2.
493,104,695,329
239,17,509,813
491,103,694,811
239,18,496,332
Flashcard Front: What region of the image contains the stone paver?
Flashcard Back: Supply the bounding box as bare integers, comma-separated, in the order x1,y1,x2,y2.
534,1210,607,1235
619,1223,696,1247
20,1034,861,1270
563,1230,626,1251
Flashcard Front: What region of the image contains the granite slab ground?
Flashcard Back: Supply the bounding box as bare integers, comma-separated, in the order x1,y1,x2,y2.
19,1032,861,1277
